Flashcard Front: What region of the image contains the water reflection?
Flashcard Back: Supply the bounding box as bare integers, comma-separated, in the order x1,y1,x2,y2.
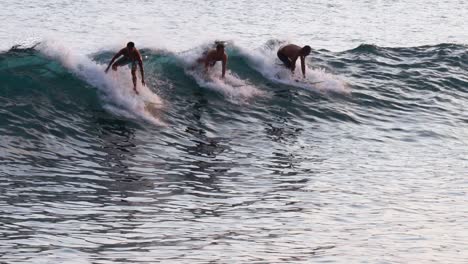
95,117,138,182
170,92,234,193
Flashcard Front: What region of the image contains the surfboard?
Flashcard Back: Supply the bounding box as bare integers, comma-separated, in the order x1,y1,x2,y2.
272,68,324,91
273,77,324,91
199,70,242,87
143,101,163,117
295,79,323,85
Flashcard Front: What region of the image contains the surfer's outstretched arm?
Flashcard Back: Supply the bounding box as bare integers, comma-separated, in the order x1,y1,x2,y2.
221,54,228,78
105,49,124,73
139,61,145,86
204,59,210,74
137,53,145,86
300,56,306,78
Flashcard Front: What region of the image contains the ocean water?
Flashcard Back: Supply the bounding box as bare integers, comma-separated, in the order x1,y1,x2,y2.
1,1,468,263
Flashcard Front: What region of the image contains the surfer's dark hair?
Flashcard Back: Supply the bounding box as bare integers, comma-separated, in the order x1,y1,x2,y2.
127,42,135,48
301,45,312,55
216,43,225,50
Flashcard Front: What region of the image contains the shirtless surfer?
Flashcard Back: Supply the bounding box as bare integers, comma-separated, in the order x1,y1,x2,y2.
105,42,145,94
277,44,312,78
197,42,228,78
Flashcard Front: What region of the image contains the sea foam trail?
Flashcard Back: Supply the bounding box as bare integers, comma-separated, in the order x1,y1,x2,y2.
39,42,165,125
177,44,266,102
237,42,350,94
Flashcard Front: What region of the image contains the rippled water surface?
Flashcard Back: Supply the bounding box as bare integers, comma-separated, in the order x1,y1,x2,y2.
1,1,468,263
2,0,467,52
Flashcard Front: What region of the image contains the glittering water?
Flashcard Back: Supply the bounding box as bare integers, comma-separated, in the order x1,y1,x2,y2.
2,0,467,52
1,1,468,263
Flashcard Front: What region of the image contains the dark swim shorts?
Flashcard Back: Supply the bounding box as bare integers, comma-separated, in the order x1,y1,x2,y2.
277,51,292,69
113,57,137,69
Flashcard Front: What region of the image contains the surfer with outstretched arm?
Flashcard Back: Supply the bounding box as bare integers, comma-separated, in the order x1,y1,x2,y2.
196,42,228,78
277,44,312,78
105,42,145,94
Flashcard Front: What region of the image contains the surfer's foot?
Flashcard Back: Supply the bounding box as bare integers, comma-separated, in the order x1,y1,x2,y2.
134,88,139,95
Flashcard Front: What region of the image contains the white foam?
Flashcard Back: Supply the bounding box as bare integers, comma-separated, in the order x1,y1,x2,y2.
236,43,350,94
38,40,165,126
178,44,266,102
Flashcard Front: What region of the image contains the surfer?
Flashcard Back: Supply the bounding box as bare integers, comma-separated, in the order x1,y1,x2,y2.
196,42,228,78
277,44,312,78
105,42,145,94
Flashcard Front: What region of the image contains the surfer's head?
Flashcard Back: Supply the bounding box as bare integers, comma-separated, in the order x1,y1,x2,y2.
127,41,135,51
215,42,225,55
300,45,312,56
216,43,225,50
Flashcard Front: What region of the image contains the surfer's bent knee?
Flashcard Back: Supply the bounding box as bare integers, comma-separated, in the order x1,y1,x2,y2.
277,51,291,69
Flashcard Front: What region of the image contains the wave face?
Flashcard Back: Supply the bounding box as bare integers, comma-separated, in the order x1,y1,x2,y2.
1,42,468,263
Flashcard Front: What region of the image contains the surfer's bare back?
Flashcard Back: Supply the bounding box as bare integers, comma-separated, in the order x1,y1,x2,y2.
105,42,145,94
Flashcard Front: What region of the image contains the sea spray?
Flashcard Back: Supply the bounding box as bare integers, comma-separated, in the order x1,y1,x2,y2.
39,41,165,125
235,41,350,94
177,42,267,102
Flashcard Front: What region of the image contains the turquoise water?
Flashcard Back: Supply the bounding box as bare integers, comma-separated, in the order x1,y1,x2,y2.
1,1,468,263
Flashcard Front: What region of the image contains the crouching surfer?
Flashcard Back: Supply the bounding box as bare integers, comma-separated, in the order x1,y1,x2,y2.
277,44,311,78
196,41,228,78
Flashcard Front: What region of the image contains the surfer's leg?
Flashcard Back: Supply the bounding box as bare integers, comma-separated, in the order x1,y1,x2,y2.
131,63,138,94
277,51,292,69
112,57,130,71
